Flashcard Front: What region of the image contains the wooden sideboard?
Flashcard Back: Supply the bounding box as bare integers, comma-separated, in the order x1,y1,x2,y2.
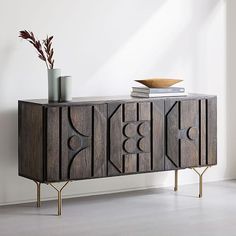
18,94,217,215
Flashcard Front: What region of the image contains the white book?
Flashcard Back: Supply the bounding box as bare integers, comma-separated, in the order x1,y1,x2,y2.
132,87,185,94
131,91,188,98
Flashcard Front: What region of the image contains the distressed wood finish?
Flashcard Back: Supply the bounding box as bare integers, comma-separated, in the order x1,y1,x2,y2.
139,102,151,120
124,154,137,173
61,105,107,180
18,102,44,182
139,153,151,172
68,106,92,180
93,104,107,177
200,100,206,166
61,107,69,180
108,101,163,176
165,97,217,170
165,101,179,170
46,107,60,181
109,104,123,175
180,100,199,168
152,101,164,171
123,103,137,122
207,97,217,165
18,95,217,183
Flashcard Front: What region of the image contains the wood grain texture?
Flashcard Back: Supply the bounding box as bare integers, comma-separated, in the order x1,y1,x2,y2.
109,105,123,173
124,154,137,173
109,102,153,175
152,101,164,171
124,103,137,122
165,101,179,170
69,148,91,179
93,104,107,177
207,97,217,165
46,107,60,182
18,95,217,183
138,137,150,153
124,123,137,138
18,102,44,182
108,161,120,176
180,100,199,168
62,105,107,180
61,107,69,180
139,102,151,120
200,100,206,165
138,121,150,136
68,106,92,180
20,94,215,107
69,135,82,151
139,153,151,172
70,106,92,136
124,138,137,153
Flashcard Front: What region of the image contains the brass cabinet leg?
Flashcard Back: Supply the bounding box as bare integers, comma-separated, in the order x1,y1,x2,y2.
49,182,70,216
34,181,41,207
174,170,178,191
192,167,209,198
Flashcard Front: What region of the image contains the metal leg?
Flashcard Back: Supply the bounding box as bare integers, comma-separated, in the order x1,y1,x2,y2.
34,181,41,207
192,167,209,198
49,182,70,216
174,170,178,191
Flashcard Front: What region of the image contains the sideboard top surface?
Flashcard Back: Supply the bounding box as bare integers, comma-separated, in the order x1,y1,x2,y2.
19,94,216,106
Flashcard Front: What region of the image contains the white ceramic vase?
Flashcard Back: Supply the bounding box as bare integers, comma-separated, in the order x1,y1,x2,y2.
60,76,72,102
47,68,61,102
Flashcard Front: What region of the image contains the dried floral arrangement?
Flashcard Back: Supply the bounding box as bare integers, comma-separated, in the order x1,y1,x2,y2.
19,30,55,69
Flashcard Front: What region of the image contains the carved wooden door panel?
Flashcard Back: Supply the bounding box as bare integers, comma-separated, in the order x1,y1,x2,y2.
108,101,164,176
60,104,107,180
165,98,217,170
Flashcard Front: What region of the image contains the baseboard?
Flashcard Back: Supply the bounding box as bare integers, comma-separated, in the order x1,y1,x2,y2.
0,176,234,206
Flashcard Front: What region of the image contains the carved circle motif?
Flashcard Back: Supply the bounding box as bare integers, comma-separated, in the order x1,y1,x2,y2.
124,123,137,138
68,135,82,151
138,137,150,152
187,127,199,140
138,121,150,136
123,138,137,153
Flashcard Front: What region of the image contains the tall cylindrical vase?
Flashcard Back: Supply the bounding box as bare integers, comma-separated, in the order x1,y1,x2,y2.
60,76,72,102
48,69,61,102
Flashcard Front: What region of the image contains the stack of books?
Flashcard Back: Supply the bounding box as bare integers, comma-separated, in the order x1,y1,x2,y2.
131,87,187,98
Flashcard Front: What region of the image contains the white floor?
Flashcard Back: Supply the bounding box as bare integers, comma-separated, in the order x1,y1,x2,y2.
0,180,235,236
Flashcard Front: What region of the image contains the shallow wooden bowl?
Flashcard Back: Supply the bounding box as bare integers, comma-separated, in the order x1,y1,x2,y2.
135,78,183,88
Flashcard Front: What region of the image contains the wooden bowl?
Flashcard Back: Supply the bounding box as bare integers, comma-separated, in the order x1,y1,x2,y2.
135,78,183,88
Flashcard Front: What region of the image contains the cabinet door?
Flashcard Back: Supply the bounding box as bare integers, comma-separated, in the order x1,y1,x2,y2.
46,107,60,182
108,101,164,176
60,104,107,180
165,98,217,170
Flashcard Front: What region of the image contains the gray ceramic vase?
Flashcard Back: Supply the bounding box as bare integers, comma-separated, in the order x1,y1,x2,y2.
60,76,72,102
48,69,61,102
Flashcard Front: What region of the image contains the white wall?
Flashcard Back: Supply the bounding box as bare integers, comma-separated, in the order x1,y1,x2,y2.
226,0,236,186
0,0,230,205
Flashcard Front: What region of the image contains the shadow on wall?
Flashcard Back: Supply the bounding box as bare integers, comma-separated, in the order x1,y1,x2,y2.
81,0,221,96
0,42,18,167
0,108,18,203
153,0,221,84
57,0,167,82
0,109,18,164
0,109,20,203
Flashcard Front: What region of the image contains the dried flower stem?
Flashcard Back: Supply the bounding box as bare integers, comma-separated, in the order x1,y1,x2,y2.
43,36,54,69
19,30,55,69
